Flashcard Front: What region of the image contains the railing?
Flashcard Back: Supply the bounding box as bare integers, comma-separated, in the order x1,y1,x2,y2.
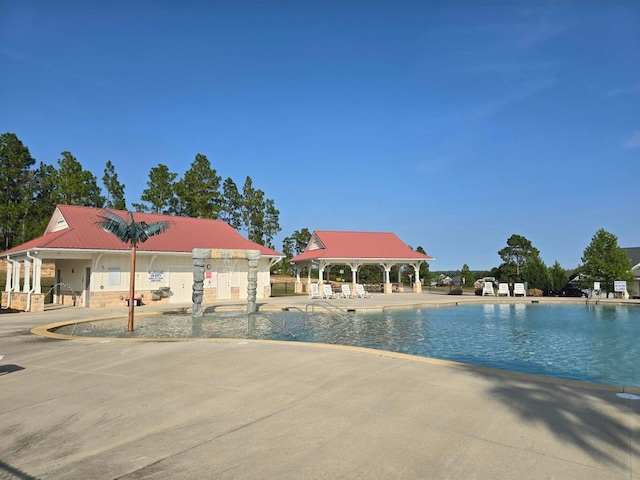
304,301,352,323
247,311,297,338
270,282,300,297
244,302,354,338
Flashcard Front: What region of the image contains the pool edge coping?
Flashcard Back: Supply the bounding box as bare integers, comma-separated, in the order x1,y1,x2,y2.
31,306,640,396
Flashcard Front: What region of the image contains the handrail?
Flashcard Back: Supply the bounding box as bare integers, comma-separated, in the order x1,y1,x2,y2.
305,301,352,323
247,311,296,338
282,305,331,328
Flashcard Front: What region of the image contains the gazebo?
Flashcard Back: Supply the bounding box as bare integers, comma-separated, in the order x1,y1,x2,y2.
289,231,434,294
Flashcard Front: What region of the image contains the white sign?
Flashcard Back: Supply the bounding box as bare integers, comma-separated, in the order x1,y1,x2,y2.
614,281,627,292
108,268,121,286
593,282,600,291
148,270,164,282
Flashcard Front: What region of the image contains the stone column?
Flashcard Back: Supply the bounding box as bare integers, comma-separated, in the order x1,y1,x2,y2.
192,248,209,317
246,250,260,314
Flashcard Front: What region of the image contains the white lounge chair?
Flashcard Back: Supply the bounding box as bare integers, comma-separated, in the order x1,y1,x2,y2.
513,283,527,297
340,284,355,298
497,283,510,296
309,283,322,299
482,281,495,296
322,284,338,299
355,284,372,298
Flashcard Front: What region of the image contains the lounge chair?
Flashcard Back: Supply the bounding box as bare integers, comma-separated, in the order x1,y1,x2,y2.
355,284,372,298
322,284,338,299
497,283,510,297
309,283,322,299
340,284,355,298
482,281,495,296
513,283,527,297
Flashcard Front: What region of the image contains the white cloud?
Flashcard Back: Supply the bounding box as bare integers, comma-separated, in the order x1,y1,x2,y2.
462,77,557,121
623,131,640,149
606,84,640,98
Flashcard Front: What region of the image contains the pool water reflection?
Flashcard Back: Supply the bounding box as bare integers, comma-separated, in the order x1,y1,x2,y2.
54,303,640,388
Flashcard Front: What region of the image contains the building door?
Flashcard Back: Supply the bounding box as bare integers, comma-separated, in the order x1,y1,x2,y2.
216,260,231,300
55,269,61,304
84,267,91,307
168,266,190,303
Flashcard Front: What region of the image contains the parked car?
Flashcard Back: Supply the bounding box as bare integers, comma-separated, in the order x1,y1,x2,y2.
558,285,586,297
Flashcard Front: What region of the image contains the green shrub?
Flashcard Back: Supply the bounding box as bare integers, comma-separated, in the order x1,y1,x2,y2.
448,287,463,295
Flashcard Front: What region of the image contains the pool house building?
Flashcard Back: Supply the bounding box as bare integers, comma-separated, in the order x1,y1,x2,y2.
1,205,283,312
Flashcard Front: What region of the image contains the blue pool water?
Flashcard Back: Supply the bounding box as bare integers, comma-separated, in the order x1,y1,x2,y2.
55,303,640,387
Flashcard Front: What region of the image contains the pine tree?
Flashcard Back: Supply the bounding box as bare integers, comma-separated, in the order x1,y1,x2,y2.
0,133,36,250
173,154,221,218
132,164,177,213
102,160,127,210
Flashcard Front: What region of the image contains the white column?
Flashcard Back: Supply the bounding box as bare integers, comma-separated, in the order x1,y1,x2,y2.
347,262,361,286
5,261,12,291
33,257,42,293
411,262,421,284
12,261,21,292
23,259,31,292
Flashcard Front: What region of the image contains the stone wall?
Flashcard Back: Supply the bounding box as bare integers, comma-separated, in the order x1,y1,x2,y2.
1,292,45,312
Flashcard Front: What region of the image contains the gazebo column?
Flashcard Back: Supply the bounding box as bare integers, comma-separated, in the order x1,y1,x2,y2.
381,263,395,294
411,262,422,293
318,260,331,284
294,266,303,294
347,261,361,289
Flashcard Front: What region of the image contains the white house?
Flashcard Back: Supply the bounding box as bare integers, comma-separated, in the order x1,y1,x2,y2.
1,205,282,311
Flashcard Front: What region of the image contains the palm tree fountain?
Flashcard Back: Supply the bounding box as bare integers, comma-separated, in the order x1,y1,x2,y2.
95,210,172,332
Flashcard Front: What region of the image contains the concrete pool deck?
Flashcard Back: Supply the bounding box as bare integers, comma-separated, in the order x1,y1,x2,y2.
1,292,639,479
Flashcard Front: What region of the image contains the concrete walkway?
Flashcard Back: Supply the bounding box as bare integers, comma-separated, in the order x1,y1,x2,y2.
1,293,639,479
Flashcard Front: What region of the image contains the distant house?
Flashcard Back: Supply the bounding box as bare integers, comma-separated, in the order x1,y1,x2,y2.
289,230,433,293
1,205,282,311
623,247,640,295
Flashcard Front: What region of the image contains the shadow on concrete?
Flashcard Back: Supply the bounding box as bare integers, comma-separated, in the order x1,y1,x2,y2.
0,364,25,375
488,378,638,467
0,459,40,479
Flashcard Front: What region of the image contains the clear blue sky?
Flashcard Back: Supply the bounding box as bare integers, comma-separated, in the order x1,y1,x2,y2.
1,1,638,271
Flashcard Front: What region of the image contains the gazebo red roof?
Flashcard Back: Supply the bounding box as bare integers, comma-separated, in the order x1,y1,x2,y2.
1,205,282,257
290,231,433,263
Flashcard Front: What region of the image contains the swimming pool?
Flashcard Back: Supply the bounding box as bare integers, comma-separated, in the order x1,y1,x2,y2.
54,303,640,388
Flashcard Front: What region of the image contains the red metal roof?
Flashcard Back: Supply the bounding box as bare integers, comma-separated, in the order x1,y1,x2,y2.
2,205,282,257
290,230,433,262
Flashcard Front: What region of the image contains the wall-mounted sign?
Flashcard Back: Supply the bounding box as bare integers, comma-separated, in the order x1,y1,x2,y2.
148,270,164,282
108,268,121,285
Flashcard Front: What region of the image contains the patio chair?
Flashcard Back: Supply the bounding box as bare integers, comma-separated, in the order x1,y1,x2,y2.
482,281,495,296
309,283,322,299
513,283,527,297
497,283,510,296
340,284,355,298
322,284,338,299
355,284,372,298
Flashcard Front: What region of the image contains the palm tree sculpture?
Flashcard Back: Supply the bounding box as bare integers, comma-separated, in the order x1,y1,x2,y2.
95,210,172,331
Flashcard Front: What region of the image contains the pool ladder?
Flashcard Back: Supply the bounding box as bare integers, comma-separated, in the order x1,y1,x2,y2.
247,302,353,338
247,311,297,338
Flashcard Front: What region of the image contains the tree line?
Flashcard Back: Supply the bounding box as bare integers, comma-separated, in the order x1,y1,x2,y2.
458,231,633,296
0,132,280,251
